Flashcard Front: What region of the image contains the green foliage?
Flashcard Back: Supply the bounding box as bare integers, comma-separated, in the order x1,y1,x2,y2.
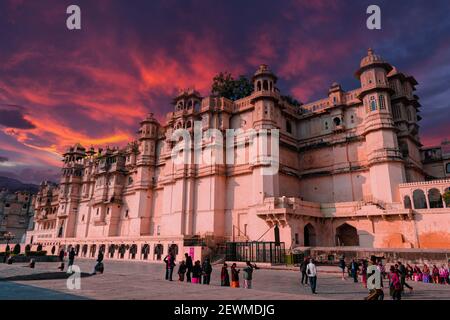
5,245,10,253
443,190,450,207
26,250,47,256
211,72,253,101
281,95,302,107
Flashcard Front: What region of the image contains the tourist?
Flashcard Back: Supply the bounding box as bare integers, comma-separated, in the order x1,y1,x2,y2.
361,259,368,288
192,260,202,284
185,253,193,283
306,258,318,294
413,265,422,282
299,257,308,285
350,259,359,283
378,261,386,280
406,264,414,280
177,260,187,281
422,264,430,283
338,256,346,280
439,265,449,284
243,261,257,289
221,263,230,286
397,261,413,292
432,264,440,284
92,250,104,275
58,249,65,271
366,256,384,300
202,258,212,285
389,265,402,300
163,252,176,281
67,248,76,273
230,263,240,288
29,258,35,269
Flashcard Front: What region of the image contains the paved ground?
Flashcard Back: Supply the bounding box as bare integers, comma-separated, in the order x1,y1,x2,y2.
1,259,450,300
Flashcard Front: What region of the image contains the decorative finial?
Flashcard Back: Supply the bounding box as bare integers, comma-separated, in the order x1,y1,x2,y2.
368,48,374,56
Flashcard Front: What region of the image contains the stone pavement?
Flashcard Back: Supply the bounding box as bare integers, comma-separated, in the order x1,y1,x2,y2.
1,259,449,300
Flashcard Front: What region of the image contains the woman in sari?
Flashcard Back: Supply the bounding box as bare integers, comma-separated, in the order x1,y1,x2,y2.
230,263,240,288
422,264,430,283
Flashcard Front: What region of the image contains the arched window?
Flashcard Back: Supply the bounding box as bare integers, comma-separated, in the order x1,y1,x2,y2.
286,120,292,134
304,223,316,246
335,223,359,246
154,244,164,260
379,95,386,109
263,80,269,91
413,189,427,209
370,96,377,111
407,108,412,121
333,117,341,126
108,244,116,258
90,244,97,258
446,163,450,174
403,195,412,209
141,244,150,260
169,244,179,255
428,188,443,208
130,244,138,259
257,81,261,91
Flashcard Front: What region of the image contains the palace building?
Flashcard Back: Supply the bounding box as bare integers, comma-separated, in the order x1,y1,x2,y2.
25,49,450,262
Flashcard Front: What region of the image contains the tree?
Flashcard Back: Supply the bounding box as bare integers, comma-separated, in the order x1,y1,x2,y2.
211,72,253,101
281,95,302,107
444,190,450,207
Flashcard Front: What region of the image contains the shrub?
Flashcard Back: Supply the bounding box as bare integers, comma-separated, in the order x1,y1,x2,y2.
27,251,47,256
443,190,450,207
13,244,21,255
5,245,10,253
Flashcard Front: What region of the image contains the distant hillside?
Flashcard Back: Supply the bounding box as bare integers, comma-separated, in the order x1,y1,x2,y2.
0,176,39,193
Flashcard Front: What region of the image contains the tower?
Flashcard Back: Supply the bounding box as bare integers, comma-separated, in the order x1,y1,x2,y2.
251,64,279,130
356,48,405,203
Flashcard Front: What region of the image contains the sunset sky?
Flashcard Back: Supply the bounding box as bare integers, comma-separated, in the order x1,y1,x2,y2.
0,0,449,183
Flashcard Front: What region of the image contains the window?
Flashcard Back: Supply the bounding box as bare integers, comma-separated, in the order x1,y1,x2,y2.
446,163,450,174
350,115,355,124
125,210,129,218
370,96,377,111
379,95,386,109
295,233,299,245
324,121,329,130
286,120,292,134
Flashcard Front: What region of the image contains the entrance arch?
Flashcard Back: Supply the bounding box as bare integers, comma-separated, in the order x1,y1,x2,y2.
335,223,359,246
304,223,316,246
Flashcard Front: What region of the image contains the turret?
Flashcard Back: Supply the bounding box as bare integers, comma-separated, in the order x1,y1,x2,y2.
251,64,279,129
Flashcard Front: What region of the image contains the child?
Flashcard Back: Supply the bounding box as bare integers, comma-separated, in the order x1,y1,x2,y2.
178,260,187,282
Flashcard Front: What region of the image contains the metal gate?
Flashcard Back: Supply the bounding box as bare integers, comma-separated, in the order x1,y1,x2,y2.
225,241,285,264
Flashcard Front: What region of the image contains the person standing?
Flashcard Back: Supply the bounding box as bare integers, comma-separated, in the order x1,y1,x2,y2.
67,248,76,273
350,259,359,283
164,252,176,281
221,263,230,287
185,253,193,283
192,260,202,284
92,250,104,275
338,256,346,280
306,258,318,294
178,261,187,281
299,257,309,285
202,258,212,285
58,249,65,271
243,261,257,289
231,263,240,288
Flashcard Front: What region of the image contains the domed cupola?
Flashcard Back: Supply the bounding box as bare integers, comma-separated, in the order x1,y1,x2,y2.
252,64,277,92
356,48,393,78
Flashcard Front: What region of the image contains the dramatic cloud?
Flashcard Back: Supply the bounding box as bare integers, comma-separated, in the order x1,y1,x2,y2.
0,0,449,182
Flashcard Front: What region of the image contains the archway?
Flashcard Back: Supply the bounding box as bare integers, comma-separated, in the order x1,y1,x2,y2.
119,244,127,259
413,189,427,209
403,195,412,209
445,187,450,208
81,244,88,257
169,244,179,256
428,188,443,208
154,244,163,260
130,244,138,259
108,244,116,258
141,244,150,260
304,223,316,246
90,244,97,258
335,223,359,246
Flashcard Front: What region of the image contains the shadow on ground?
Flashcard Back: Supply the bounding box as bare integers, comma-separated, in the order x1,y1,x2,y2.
0,272,93,282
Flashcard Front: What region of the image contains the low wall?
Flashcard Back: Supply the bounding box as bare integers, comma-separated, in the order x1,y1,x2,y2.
295,246,450,265
0,254,59,263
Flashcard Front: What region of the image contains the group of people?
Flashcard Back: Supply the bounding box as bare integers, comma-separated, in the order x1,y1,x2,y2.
299,258,318,294
57,247,104,275
164,252,258,289
408,263,450,284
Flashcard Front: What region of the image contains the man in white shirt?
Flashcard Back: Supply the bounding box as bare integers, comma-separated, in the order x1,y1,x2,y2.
306,258,318,294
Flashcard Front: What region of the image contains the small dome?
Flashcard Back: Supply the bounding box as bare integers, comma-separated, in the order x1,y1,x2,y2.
360,48,386,68
253,64,277,81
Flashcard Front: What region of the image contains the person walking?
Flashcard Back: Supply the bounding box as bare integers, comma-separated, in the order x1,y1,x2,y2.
192,260,202,284
338,256,346,280
92,250,104,275
300,257,309,285
177,260,187,281
221,263,230,287
231,263,240,288
67,248,76,273
243,261,257,289
306,258,318,294
202,258,212,285
398,261,413,292
185,253,193,283
389,265,402,300
350,259,359,283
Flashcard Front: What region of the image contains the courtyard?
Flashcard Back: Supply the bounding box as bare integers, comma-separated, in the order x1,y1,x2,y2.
1,259,450,300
